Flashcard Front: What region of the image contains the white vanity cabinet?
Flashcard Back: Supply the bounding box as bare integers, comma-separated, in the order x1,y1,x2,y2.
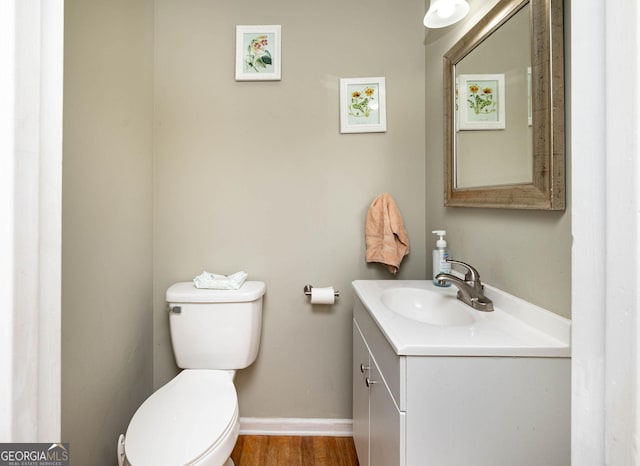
352,319,404,466
352,291,571,466
352,321,371,466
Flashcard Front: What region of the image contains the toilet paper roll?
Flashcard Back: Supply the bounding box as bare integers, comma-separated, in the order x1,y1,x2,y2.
310,286,335,305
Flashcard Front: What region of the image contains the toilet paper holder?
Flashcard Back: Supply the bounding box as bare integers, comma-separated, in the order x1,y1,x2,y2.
303,284,340,298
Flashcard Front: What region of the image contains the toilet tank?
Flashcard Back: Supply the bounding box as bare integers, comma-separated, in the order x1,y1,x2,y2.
166,281,266,370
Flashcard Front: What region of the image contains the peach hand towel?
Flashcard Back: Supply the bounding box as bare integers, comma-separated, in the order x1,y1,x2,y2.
365,193,409,274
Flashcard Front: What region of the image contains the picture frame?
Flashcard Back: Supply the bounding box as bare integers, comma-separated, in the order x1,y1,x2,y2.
339,77,387,133
458,74,505,130
455,77,460,132
235,25,281,81
527,66,532,126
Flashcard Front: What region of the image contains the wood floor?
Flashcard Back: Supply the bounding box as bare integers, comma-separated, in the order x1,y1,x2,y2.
230,435,359,466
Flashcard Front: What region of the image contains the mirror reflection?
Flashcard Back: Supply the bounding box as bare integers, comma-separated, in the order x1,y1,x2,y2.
455,4,531,188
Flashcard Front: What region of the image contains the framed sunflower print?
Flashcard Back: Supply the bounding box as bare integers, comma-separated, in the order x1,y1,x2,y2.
339,77,387,133
458,74,506,130
235,25,281,81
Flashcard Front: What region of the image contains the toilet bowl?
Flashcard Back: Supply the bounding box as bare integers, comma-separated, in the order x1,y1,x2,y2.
119,281,266,466
124,370,238,466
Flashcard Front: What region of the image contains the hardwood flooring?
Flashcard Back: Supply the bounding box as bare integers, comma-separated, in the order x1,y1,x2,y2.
230,435,359,466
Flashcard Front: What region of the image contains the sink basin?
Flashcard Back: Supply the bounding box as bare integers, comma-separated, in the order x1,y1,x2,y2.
380,287,475,326
353,280,572,356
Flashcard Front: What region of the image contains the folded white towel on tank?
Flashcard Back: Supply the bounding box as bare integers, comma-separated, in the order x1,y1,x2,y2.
193,270,248,290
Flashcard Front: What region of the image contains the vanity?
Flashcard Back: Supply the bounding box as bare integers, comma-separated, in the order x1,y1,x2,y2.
352,280,570,466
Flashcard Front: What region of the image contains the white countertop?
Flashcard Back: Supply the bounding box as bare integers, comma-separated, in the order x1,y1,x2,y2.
352,280,571,357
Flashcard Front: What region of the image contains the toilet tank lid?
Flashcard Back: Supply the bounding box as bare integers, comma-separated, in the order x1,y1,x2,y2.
166,281,266,303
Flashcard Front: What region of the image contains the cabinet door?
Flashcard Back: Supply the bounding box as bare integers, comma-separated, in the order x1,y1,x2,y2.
369,356,404,466
352,321,370,465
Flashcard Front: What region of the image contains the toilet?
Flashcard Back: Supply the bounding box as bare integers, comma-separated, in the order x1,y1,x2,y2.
119,280,266,466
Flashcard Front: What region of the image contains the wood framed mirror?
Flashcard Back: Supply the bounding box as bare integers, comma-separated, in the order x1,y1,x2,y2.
443,0,565,210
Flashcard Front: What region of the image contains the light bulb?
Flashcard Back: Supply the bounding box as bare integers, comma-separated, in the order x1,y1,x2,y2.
424,0,470,28
437,1,455,19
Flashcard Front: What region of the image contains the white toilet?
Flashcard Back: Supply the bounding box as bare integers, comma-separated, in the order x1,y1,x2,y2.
120,280,266,466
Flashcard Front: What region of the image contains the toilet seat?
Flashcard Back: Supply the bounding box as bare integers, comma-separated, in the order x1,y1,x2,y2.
125,370,239,466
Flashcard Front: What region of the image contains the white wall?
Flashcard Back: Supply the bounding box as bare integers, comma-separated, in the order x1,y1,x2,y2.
0,0,63,442
0,0,18,441
571,0,640,463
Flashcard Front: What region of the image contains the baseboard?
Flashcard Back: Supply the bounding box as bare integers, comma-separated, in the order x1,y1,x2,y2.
239,417,353,437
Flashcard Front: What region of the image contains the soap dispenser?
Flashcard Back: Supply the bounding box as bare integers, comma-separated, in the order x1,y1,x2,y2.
432,230,452,287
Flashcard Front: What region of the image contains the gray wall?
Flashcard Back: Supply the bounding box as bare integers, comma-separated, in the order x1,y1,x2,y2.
425,0,571,318
152,0,428,418
62,0,154,464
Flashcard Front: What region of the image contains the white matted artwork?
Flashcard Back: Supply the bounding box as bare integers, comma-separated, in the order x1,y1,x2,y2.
458,73,505,130
527,66,532,126
235,25,281,81
339,77,387,133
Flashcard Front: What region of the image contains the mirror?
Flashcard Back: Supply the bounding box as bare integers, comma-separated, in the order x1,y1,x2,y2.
443,0,565,210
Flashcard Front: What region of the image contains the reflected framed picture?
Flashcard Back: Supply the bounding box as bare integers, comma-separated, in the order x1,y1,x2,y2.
458,74,505,130
527,67,532,126
339,77,387,133
235,25,281,81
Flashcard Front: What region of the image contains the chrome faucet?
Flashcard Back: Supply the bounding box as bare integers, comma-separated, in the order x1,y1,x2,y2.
436,259,494,312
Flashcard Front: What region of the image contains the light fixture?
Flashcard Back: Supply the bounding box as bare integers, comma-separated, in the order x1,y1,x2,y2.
423,0,470,28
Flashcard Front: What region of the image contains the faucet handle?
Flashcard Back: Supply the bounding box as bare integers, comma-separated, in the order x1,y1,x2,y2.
446,259,483,290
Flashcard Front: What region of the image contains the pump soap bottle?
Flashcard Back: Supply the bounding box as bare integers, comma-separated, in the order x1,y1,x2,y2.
432,230,451,287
